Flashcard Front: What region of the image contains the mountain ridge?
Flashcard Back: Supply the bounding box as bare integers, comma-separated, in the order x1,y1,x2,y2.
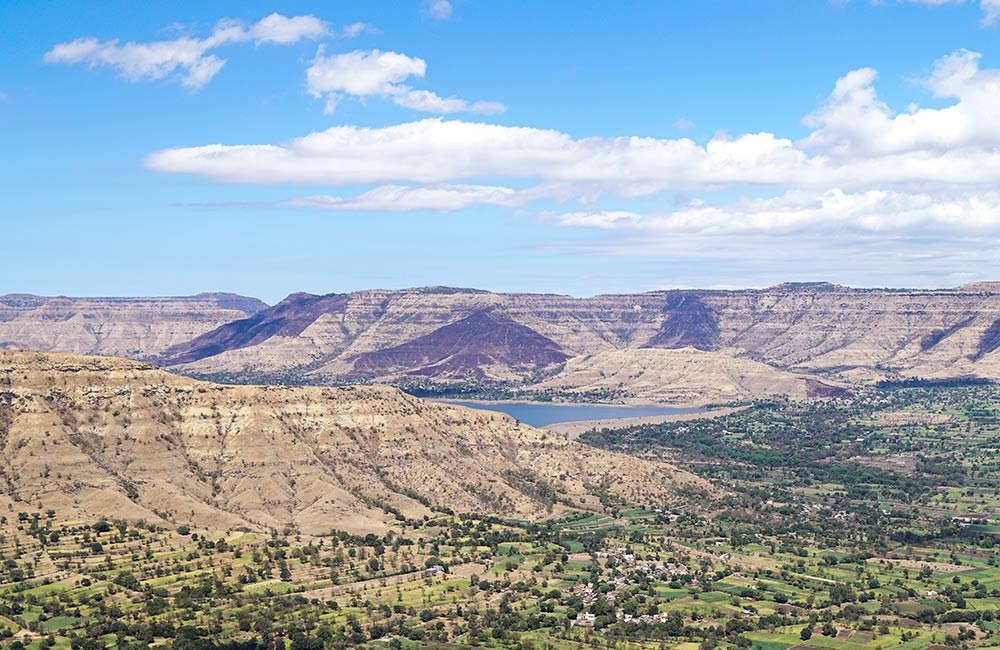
7,284,1000,402
0,350,708,534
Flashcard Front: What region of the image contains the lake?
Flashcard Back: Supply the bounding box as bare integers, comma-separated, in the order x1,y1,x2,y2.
440,401,707,428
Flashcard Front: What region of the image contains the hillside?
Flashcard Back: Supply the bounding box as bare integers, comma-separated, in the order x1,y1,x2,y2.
530,348,849,404
0,293,268,360
0,351,707,535
154,284,1000,399
8,284,1000,402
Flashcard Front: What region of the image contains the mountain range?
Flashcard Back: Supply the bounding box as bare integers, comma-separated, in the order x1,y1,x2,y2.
7,282,1000,402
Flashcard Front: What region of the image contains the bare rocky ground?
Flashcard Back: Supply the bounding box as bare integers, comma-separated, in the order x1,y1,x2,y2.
0,350,711,535
9,283,1000,403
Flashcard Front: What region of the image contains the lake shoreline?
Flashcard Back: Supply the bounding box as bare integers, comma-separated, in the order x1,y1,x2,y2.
429,397,711,408
543,406,748,439
432,398,726,430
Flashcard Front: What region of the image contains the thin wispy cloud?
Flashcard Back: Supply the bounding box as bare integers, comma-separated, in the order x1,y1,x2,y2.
870,0,1000,25
341,22,379,38
425,0,454,21
44,13,332,90
287,184,524,212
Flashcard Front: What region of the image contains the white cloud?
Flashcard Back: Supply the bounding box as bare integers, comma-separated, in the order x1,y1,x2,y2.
243,14,329,44
307,48,425,96
550,190,1000,235
878,0,1000,25
983,0,1000,23
287,184,523,212
147,50,1000,194
306,48,505,115
341,22,379,38
801,50,1000,157
45,13,329,91
394,89,507,114
426,0,454,20
145,117,801,187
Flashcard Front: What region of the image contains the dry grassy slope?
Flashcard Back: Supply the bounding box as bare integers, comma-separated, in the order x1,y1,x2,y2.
167,289,667,378
167,285,1000,399
0,294,267,360
17,285,1000,402
0,351,708,535
531,348,847,404
702,285,1000,378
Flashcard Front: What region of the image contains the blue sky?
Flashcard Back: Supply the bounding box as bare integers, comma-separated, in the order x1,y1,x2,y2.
5,0,1000,303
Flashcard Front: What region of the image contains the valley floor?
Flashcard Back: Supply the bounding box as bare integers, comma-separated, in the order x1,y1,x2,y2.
3,380,1000,649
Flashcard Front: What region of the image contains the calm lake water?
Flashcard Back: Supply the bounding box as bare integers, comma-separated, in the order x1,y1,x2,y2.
440,401,706,428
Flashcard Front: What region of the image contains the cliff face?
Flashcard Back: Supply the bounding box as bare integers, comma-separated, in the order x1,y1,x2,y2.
149,284,1000,400
0,293,268,360
0,351,705,534
9,284,1000,403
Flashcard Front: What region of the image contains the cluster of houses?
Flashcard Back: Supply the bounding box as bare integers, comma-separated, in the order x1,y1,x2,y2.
565,547,696,628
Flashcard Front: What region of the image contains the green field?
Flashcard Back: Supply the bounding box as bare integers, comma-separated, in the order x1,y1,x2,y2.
2,382,1000,649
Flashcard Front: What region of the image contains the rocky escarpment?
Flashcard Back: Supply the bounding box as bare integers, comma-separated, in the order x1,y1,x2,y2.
10,284,1000,402
0,351,707,534
349,310,569,381
150,284,1000,399
0,293,267,360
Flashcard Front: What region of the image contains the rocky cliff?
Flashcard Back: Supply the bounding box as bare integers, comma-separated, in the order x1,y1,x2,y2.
0,351,705,534
9,284,1000,403
153,283,1000,400
0,293,268,360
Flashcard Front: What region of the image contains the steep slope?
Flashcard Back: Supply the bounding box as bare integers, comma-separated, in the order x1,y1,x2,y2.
645,293,721,351
160,292,352,365
531,348,848,404
0,351,708,535
346,310,569,381
156,284,1000,398
0,293,267,360
18,284,1000,402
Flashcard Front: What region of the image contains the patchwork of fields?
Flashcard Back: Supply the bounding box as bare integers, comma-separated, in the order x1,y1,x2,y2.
2,382,1000,649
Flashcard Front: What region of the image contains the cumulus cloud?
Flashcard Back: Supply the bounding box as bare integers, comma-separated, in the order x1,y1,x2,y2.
306,48,505,115
145,117,801,187
45,13,329,90
801,50,1000,157
146,50,1000,197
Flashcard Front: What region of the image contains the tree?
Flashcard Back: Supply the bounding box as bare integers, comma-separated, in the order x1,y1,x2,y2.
800,626,814,641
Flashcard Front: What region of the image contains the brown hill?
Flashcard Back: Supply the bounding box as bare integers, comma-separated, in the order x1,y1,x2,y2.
348,310,569,382
0,293,267,360
0,351,708,535
531,348,848,404
9,284,1000,402
150,284,1000,400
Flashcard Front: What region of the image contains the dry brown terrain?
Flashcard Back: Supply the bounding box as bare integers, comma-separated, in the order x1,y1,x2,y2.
545,406,748,439
0,293,266,359
9,283,1000,403
531,348,846,403
0,351,709,535
156,283,1000,400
